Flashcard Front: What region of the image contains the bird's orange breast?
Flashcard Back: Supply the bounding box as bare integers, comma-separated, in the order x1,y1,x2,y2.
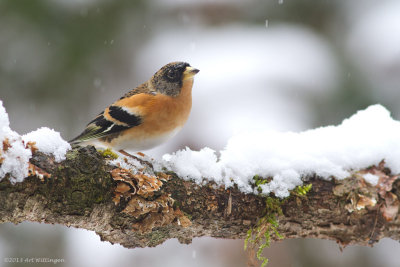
142,78,193,131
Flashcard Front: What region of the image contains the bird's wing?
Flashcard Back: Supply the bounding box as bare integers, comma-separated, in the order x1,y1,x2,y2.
69,107,142,143
69,90,155,143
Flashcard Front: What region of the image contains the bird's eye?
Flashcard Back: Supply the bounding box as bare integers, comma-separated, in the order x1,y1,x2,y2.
166,69,178,81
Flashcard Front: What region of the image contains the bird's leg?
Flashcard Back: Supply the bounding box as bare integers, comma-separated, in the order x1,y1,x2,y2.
118,149,136,158
118,149,144,163
118,149,153,170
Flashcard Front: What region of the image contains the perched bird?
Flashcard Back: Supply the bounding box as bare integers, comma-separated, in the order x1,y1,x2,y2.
70,62,199,153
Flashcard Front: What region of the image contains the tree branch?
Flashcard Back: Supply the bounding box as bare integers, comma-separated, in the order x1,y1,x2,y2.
1,146,399,249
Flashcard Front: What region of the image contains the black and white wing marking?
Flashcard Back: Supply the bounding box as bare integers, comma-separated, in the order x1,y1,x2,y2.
69,106,142,143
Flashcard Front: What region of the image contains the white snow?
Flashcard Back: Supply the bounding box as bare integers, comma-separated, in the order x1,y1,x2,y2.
362,173,380,186
0,101,32,183
163,147,220,181
163,104,400,198
22,127,70,162
0,100,70,183
109,153,143,173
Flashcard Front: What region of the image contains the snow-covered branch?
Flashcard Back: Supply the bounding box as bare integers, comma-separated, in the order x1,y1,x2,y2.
1,146,400,249
1,100,400,249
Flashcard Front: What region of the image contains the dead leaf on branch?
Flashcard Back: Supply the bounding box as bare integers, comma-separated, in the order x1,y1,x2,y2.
28,162,51,180
359,160,399,198
381,192,400,222
24,141,38,154
110,162,190,232
111,168,166,205
336,160,400,221
174,208,192,228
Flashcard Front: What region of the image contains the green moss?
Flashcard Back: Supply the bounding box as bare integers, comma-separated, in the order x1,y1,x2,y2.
248,174,314,266
65,149,81,161
183,212,192,220
244,228,252,250
265,197,283,216
293,183,312,196
98,148,119,160
95,195,105,203
40,147,113,215
245,196,284,267
146,229,170,247
173,200,181,209
253,175,271,194
256,231,270,267
244,180,314,266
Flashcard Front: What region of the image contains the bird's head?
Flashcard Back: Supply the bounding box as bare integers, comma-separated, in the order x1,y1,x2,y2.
150,62,199,97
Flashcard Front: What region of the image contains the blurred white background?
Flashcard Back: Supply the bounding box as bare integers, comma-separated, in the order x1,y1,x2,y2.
1,0,400,266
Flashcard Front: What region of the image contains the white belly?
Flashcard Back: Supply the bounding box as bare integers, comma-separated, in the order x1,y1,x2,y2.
81,127,182,152
113,127,182,151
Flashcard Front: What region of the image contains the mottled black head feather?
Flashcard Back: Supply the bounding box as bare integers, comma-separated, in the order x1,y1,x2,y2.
151,62,191,97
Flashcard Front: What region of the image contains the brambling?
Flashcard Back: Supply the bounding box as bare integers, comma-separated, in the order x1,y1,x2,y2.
70,62,199,153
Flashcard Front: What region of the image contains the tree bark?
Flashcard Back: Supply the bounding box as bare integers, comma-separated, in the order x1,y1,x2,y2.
1,146,399,249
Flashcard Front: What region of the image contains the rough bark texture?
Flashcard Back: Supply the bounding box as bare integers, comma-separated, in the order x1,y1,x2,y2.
1,146,399,249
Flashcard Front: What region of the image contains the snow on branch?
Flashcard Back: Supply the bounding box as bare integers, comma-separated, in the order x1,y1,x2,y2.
164,104,400,197
1,100,400,251
0,100,70,182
